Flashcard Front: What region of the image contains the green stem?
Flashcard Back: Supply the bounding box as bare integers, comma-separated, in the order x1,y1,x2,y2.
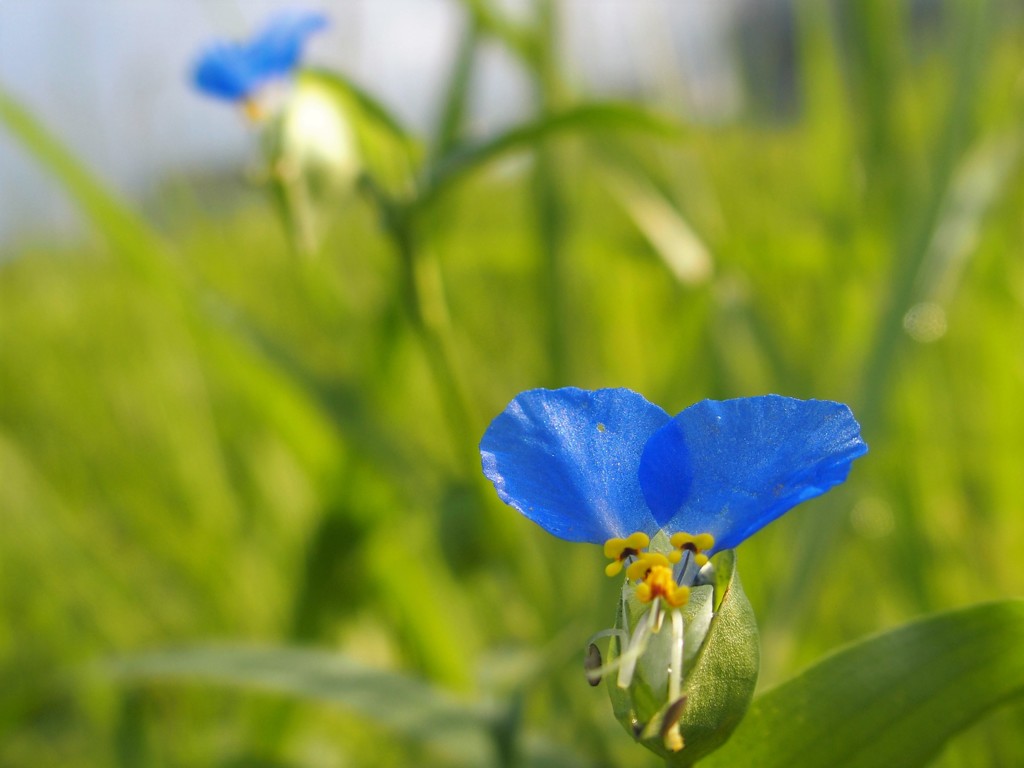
387,202,479,468
431,10,481,161
531,0,571,386
531,146,569,385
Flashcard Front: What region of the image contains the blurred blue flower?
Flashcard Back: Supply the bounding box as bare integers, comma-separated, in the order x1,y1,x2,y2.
480,388,867,554
193,11,328,102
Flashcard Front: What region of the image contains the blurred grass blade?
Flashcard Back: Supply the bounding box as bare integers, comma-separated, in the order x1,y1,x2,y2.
204,299,426,481
600,162,713,285
525,0,572,387
458,0,535,63
430,9,481,159
704,600,1024,768
914,132,1021,304
531,144,570,385
793,0,857,213
109,646,593,767
855,0,990,420
110,647,497,766
423,103,686,204
0,87,169,278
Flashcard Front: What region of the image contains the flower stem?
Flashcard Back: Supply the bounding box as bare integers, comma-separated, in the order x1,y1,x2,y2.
388,203,479,466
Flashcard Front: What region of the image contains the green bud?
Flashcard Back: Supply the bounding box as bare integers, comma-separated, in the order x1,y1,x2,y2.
277,74,362,195
606,548,759,765
261,72,363,255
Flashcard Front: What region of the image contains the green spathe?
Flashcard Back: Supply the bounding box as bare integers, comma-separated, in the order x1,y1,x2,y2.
608,548,759,765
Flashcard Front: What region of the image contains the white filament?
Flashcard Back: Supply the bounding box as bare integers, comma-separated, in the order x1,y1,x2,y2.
617,604,661,689
669,608,684,702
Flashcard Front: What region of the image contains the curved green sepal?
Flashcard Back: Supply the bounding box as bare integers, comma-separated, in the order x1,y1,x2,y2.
669,551,760,765
607,548,760,765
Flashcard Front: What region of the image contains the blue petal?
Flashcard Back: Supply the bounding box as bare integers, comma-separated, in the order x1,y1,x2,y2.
245,11,329,79
639,395,868,551
193,43,259,101
192,11,327,102
480,388,669,543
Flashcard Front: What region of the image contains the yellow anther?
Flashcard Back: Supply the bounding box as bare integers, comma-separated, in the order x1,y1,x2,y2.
242,98,265,122
669,531,715,550
604,531,650,558
635,564,690,608
664,726,685,753
669,531,715,567
625,551,670,581
603,532,650,577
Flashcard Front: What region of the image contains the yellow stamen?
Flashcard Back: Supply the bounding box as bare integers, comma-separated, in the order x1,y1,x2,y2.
605,560,624,578
624,551,667,581
241,98,265,122
661,694,688,752
669,531,715,567
664,725,685,752
603,531,650,577
635,564,690,608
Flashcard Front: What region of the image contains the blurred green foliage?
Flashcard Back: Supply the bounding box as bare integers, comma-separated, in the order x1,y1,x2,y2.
2,1,1024,765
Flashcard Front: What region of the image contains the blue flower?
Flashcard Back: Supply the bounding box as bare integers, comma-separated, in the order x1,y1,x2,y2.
193,11,328,102
480,387,867,567
481,388,867,753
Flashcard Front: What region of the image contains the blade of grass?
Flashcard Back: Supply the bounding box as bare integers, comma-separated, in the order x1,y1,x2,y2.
108,646,595,767
421,103,687,206
108,647,497,767
0,87,173,284
430,9,482,160
599,161,713,285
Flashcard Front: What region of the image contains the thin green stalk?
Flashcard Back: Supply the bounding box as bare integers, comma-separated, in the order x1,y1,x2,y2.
388,207,479,465
431,10,482,161
531,0,571,386
532,146,570,386
355,174,477,465
387,202,543,653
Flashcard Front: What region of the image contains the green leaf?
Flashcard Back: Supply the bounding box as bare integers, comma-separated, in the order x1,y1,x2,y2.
422,103,686,205
703,600,1024,768
108,646,594,768
109,647,496,766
